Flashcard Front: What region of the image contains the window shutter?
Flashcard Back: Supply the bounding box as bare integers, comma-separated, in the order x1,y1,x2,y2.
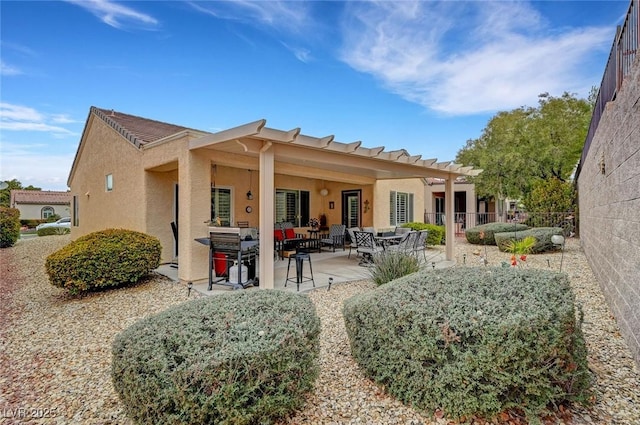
390,191,397,226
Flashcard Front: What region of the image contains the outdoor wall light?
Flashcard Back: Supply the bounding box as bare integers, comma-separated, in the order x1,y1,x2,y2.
246,169,254,199
320,188,329,197
363,200,370,213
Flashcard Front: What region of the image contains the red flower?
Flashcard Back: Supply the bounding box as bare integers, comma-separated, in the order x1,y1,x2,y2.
520,255,527,262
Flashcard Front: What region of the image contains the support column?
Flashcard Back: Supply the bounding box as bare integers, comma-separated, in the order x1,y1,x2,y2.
179,150,211,283
445,176,455,261
259,142,275,289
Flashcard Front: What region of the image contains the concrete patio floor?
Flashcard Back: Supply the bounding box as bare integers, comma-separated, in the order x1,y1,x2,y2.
155,246,453,296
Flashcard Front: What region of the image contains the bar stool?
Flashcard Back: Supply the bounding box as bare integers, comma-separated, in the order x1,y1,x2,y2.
285,252,315,291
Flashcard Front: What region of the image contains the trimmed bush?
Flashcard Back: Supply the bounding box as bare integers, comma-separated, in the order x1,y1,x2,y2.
37,226,70,236
343,267,591,422
465,222,529,245
45,228,161,293
495,227,564,254
0,207,21,248
370,251,420,286
403,222,444,246
112,290,320,425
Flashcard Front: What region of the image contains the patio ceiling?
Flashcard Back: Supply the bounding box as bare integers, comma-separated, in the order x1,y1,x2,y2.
189,119,481,182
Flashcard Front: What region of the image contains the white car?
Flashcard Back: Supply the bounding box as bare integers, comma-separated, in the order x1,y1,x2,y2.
36,217,71,231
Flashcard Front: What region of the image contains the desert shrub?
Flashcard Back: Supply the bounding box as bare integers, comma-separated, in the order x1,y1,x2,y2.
20,219,41,228
502,235,536,254
343,267,591,423
45,228,161,293
370,251,420,286
495,227,564,254
0,207,21,248
465,222,529,245
403,222,444,246
112,290,320,425
37,226,70,236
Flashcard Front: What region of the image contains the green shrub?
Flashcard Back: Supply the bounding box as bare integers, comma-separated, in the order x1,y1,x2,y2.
112,290,320,425
343,267,591,423
502,235,536,255
45,228,161,293
495,227,564,254
465,222,529,245
370,251,420,286
403,222,444,245
0,207,21,248
37,226,70,236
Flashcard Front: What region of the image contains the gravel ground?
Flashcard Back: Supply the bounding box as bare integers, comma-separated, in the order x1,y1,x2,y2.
1,235,638,424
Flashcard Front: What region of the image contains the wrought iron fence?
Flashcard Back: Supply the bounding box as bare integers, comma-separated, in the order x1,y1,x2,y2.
424,212,577,237
578,0,638,177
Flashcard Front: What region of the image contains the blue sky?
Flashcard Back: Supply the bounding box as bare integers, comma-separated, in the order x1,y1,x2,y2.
0,0,629,191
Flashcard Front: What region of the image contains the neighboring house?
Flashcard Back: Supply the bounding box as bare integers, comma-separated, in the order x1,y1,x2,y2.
68,107,480,289
424,178,499,234
575,0,639,368
10,190,71,221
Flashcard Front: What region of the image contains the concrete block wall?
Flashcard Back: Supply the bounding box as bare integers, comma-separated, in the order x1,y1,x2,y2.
577,56,640,367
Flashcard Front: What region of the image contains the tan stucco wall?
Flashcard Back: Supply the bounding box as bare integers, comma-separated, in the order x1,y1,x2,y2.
69,116,147,236
577,56,640,368
373,179,425,231
15,204,70,220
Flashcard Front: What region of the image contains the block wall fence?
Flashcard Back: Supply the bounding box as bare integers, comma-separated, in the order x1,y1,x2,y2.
577,56,640,368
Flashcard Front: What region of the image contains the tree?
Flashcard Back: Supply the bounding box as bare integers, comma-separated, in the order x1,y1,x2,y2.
456,92,591,207
0,179,41,207
523,177,575,214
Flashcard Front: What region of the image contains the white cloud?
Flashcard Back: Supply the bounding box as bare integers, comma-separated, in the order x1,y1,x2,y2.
1,61,22,76
339,1,613,115
189,0,311,33
0,103,77,136
65,0,158,30
0,141,74,191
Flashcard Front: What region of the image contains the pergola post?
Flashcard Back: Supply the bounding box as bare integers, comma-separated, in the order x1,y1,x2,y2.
445,176,455,261
258,142,275,289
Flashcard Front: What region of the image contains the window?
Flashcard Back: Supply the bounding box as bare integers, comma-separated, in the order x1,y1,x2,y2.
390,191,414,226
275,189,309,227
73,195,79,226
105,174,113,192
211,187,232,225
41,206,55,219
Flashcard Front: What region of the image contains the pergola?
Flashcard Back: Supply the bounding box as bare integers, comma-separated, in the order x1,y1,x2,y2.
188,119,481,289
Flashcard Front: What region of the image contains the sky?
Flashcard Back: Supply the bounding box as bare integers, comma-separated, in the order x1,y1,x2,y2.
0,0,630,191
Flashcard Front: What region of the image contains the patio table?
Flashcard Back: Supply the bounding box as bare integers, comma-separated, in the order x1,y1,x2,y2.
375,234,405,249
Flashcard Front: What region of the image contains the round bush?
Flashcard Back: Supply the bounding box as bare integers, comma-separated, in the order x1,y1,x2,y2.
112,290,320,425
403,222,444,245
343,267,591,422
0,206,21,248
45,228,161,293
465,222,529,245
37,226,70,236
495,227,565,254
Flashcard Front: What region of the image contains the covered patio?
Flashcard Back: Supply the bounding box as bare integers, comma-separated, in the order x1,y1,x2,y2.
169,119,480,290
156,244,452,295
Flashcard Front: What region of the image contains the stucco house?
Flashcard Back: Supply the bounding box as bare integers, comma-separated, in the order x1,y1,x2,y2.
67,107,481,289
10,190,71,221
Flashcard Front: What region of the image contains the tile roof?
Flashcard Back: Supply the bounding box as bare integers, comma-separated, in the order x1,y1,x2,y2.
92,107,198,146
10,190,71,206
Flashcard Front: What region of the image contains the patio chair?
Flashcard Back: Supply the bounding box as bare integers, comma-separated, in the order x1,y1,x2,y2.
387,231,418,254
321,224,346,252
412,229,429,261
354,230,383,266
346,227,361,258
